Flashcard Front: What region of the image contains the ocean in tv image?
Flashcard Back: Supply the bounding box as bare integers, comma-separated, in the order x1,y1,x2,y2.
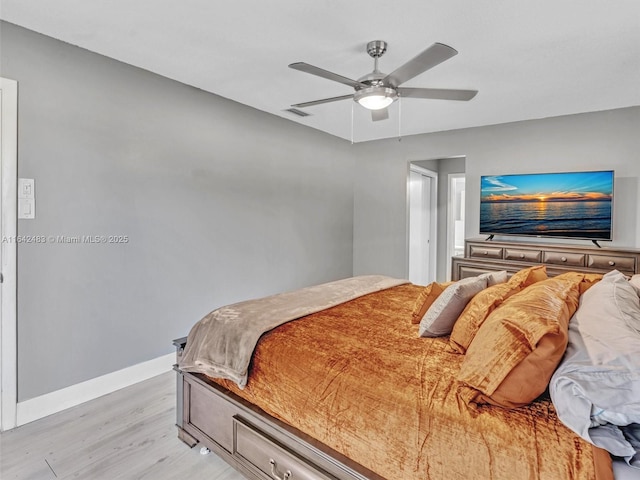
480,171,614,239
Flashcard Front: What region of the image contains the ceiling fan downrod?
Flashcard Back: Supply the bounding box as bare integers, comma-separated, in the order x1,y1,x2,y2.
366,40,387,74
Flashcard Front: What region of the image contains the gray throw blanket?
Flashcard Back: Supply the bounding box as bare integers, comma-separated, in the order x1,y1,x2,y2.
178,275,408,388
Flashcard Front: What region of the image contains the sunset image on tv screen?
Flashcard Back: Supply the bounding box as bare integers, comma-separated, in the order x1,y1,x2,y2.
480,170,614,240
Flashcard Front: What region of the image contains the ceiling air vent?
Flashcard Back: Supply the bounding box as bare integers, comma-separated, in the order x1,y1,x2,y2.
285,108,311,117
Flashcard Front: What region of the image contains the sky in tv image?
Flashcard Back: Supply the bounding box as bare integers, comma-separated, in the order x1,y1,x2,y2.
480,171,613,203
480,171,613,239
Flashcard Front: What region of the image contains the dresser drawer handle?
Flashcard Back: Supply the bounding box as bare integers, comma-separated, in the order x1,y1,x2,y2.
561,256,567,262
609,260,615,266
520,253,525,259
483,250,488,255
269,459,291,480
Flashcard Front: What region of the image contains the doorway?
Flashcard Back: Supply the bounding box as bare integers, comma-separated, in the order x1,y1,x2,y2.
408,165,437,285
1,77,18,431
447,174,466,280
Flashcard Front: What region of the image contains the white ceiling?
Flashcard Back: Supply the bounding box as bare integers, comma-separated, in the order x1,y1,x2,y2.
2,0,639,142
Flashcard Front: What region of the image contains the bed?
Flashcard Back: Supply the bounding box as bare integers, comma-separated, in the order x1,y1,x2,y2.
174,265,640,480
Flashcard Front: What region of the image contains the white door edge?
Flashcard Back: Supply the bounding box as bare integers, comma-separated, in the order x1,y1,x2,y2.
1,77,18,431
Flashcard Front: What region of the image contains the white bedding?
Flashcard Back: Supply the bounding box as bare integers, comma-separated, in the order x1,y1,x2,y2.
613,458,640,480
550,270,640,470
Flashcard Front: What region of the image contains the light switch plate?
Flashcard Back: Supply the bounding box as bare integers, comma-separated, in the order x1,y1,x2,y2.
18,178,35,199
18,178,35,219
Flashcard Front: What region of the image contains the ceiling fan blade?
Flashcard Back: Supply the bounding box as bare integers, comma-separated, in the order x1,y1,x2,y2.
383,43,458,87
291,94,354,108
398,87,478,101
371,108,389,122
289,62,366,89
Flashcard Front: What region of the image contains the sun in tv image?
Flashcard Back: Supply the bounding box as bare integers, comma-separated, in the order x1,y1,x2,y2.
480,170,614,240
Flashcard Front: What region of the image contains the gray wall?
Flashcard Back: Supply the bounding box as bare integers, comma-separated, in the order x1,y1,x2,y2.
354,107,640,280
4,20,639,403
1,22,355,402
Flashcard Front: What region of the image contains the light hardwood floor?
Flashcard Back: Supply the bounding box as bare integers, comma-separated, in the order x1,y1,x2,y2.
0,372,247,480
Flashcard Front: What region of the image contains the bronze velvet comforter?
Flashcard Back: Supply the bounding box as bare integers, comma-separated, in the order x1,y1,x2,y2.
213,283,613,480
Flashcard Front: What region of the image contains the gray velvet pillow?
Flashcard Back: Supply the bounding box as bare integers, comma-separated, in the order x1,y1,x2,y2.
419,276,488,337
480,270,508,286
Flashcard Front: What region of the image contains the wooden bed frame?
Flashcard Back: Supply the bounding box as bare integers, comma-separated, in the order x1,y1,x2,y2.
173,338,383,480
174,239,640,480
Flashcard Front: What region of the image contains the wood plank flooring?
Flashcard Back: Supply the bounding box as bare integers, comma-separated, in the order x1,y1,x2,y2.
0,372,247,480
6,371,637,480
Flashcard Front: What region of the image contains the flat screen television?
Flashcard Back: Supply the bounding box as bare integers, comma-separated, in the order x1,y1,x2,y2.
480,170,614,241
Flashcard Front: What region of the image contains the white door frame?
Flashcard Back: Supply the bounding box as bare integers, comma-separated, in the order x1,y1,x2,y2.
446,173,466,280
1,77,18,431
407,165,437,283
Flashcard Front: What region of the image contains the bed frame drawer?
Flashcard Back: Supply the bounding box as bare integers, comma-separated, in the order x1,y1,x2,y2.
183,377,236,453
234,417,335,480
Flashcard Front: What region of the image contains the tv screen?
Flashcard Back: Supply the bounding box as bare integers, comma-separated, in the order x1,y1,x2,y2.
480,170,614,241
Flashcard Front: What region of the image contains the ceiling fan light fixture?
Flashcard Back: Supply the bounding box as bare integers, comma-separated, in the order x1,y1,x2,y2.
354,86,398,110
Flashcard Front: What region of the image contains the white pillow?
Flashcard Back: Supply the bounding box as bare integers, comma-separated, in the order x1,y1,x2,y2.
419,276,487,337
630,274,640,297
583,269,640,340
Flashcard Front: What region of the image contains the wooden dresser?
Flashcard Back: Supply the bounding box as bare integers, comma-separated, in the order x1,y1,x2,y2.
452,237,640,280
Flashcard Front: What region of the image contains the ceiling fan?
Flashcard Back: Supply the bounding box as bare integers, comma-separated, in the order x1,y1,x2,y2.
289,40,478,121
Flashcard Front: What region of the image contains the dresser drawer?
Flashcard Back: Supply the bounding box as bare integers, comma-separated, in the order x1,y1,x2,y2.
543,251,585,267
458,239,640,281
469,245,503,259
504,248,542,263
587,254,636,273
234,418,334,480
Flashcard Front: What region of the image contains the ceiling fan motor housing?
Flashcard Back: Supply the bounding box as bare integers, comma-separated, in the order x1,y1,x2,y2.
366,40,388,58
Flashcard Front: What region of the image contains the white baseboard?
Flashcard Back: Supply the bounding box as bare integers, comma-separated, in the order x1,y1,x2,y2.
16,353,175,426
